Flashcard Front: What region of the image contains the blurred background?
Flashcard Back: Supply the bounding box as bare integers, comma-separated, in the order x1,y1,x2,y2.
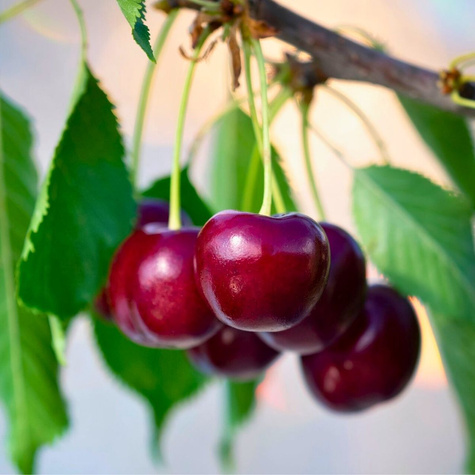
0,0,473,472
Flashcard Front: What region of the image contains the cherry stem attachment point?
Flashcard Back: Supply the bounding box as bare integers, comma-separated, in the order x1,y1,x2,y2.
131,10,179,189
169,28,210,230
300,101,326,221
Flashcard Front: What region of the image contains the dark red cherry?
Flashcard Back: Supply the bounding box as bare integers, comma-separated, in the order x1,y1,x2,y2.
96,199,191,323
301,285,421,412
93,289,113,321
260,223,366,354
108,225,222,348
137,198,192,228
187,325,280,381
194,211,330,332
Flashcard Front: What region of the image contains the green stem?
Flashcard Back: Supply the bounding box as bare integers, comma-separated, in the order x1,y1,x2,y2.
452,90,475,109
308,123,353,171
168,30,209,230
323,85,390,165
0,0,41,24
191,0,221,13
243,39,272,216
300,101,326,220
242,41,263,151
271,176,286,214
241,147,261,212
186,82,279,170
189,0,220,11
67,0,88,115
268,87,293,215
187,100,242,170
241,86,293,214
269,87,293,120
240,88,292,214
131,10,178,188
69,0,87,62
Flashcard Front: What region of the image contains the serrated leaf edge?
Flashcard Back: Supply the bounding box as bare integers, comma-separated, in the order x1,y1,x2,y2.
355,166,475,313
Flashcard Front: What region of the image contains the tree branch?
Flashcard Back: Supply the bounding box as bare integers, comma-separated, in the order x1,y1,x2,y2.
156,0,475,117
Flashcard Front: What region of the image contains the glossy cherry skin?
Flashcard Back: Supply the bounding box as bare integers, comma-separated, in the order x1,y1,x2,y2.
301,285,421,412
260,223,366,354
99,199,191,324
194,211,330,332
137,198,192,228
108,225,222,348
187,325,280,381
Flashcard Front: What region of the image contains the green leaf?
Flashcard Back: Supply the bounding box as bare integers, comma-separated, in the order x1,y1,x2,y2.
220,380,259,470
0,94,68,473
209,106,297,214
398,95,475,208
17,66,136,320
353,165,475,320
431,312,475,472
353,165,475,470
116,0,154,61
142,166,213,226
93,315,207,454
396,97,475,469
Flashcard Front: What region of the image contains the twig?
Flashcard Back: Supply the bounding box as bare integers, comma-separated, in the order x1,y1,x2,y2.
155,0,475,117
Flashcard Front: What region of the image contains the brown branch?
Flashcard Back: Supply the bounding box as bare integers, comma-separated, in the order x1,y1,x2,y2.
156,0,475,117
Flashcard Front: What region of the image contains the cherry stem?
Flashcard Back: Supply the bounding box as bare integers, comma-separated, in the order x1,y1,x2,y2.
168,29,209,230
188,0,220,11
186,95,252,170
68,0,88,117
333,25,384,50
300,101,326,220
185,82,279,170
69,0,87,62
449,51,475,70
243,39,274,216
323,85,390,165
240,83,291,214
308,122,354,171
131,10,179,189
452,89,475,109
0,0,41,24
252,39,273,216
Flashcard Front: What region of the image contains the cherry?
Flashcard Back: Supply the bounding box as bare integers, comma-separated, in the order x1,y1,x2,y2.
301,285,421,412
97,198,191,324
108,225,222,348
187,325,280,381
260,223,366,354
194,211,330,332
93,289,113,321
136,198,192,229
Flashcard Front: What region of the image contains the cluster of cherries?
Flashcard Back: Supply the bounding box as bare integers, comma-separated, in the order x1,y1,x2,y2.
97,198,421,412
